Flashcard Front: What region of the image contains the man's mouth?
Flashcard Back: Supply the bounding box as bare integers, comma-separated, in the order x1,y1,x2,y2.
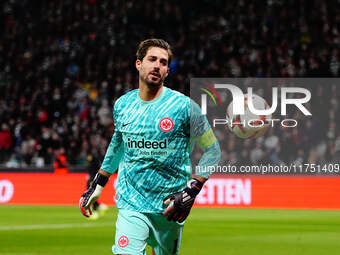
149,72,161,78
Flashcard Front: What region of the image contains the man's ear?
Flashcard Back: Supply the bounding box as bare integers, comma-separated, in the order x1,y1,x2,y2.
136,59,141,71
165,67,169,78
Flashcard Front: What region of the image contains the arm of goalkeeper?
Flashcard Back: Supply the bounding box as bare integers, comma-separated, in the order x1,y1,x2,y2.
162,126,221,223
79,169,111,217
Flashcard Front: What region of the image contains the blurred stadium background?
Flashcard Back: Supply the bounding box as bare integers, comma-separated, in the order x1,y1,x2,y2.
0,0,340,254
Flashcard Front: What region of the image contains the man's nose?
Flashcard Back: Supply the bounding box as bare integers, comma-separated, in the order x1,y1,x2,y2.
153,61,161,69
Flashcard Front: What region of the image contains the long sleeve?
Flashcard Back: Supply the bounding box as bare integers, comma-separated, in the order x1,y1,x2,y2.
100,101,124,174
190,100,221,179
101,130,124,174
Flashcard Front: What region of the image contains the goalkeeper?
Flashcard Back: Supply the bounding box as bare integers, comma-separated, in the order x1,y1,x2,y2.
79,38,221,255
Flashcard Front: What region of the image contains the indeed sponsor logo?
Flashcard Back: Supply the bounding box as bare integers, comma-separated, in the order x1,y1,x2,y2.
127,138,167,149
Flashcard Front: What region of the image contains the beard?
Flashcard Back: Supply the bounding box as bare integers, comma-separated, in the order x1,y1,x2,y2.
142,73,165,88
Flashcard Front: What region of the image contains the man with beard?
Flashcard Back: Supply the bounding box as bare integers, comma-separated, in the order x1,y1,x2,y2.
79,39,221,255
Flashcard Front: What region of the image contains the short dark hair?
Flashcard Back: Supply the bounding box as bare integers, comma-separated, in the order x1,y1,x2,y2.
136,38,173,65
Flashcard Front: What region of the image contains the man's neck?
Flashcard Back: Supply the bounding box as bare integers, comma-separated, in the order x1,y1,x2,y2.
139,81,163,101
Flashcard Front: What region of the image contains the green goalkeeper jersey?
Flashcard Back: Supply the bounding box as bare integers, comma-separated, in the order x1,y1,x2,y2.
101,86,219,213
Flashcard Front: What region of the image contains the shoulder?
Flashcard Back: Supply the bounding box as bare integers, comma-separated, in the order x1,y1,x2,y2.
164,87,190,107
114,89,138,111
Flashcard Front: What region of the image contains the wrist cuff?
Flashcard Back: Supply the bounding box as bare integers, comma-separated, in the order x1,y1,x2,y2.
94,173,109,187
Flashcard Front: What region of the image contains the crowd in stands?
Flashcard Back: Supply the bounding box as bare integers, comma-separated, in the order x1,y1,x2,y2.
0,0,339,170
